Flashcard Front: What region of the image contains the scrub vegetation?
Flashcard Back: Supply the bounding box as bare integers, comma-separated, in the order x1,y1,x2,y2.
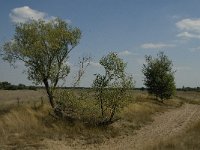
1,18,200,149
0,89,184,149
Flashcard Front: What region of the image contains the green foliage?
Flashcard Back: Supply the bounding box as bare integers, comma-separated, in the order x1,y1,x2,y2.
142,52,176,101
53,89,102,125
93,52,134,123
1,18,81,107
54,90,79,119
0,81,11,89
0,81,36,90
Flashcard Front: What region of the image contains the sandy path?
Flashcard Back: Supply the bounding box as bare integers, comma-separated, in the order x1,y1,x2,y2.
44,104,200,150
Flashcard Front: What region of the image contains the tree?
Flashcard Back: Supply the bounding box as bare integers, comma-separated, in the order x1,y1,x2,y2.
93,52,133,124
1,81,11,89
142,52,176,101
1,18,81,108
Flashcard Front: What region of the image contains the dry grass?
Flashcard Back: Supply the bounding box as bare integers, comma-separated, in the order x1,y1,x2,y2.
150,121,200,150
0,90,187,149
145,91,200,150
175,91,200,105
0,104,50,149
0,104,120,149
0,89,48,105
117,93,183,136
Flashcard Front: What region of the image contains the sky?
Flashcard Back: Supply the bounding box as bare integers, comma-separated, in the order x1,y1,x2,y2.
1,0,200,88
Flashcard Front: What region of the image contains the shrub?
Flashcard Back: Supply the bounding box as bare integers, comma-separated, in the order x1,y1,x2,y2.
93,52,134,124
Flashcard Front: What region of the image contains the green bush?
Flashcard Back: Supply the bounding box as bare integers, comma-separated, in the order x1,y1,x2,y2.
93,52,134,124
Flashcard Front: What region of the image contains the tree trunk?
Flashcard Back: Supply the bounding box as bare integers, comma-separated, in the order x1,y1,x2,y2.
109,105,116,122
43,79,55,108
100,89,104,117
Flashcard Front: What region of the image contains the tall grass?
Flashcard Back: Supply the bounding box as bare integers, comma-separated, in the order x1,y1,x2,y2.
0,104,50,149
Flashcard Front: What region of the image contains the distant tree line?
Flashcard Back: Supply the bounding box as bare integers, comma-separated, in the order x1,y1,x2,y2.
139,87,200,92
0,81,37,90
177,86,200,92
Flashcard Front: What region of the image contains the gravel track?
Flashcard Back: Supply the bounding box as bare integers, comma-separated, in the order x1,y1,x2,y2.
44,104,200,150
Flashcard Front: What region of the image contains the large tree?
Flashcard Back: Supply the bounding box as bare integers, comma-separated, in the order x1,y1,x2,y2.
142,52,176,101
1,18,81,108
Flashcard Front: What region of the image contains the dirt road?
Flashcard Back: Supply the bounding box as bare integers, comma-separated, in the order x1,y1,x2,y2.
44,104,200,150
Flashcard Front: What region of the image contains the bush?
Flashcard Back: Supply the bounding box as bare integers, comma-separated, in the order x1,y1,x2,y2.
0,81,37,90
53,89,101,125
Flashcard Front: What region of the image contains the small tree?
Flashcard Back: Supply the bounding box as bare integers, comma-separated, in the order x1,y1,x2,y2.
93,52,133,124
1,18,81,108
142,52,176,101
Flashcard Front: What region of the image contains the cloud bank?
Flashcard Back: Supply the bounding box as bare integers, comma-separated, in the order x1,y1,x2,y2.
141,43,175,49
10,6,46,23
176,18,200,39
118,50,132,56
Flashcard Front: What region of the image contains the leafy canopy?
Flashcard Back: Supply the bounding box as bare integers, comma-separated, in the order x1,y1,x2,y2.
1,18,81,108
142,52,176,100
2,18,81,86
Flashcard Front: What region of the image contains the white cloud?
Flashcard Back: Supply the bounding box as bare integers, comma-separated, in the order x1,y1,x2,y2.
176,18,200,40
118,50,132,56
176,18,200,32
141,43,175,49
9,6,62,23
9,6,72,24
177,32,200,39
10,6,46,23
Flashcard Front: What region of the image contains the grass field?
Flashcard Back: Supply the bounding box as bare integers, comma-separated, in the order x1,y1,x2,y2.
0,90,48,105
0,89,199,149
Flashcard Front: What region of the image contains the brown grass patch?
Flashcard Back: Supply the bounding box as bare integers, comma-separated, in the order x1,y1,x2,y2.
0,89,48,105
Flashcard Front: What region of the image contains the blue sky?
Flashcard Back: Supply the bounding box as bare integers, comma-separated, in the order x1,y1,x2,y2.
1,0,200,88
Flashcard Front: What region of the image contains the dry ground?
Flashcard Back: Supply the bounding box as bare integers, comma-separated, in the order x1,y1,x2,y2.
42,103,200,150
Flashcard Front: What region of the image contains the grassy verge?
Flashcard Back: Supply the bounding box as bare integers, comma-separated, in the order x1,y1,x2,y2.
149,121,200,150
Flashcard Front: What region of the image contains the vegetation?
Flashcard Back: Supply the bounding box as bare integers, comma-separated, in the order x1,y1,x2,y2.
150,121,200,150
0,90,179,149
142,52,176,101
0,81,36,90
177,86,200,92
93,52,134,124
1,18,81,108
1,16,200,149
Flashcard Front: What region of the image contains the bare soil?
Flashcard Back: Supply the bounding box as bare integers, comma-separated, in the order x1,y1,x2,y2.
43,103,200,150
